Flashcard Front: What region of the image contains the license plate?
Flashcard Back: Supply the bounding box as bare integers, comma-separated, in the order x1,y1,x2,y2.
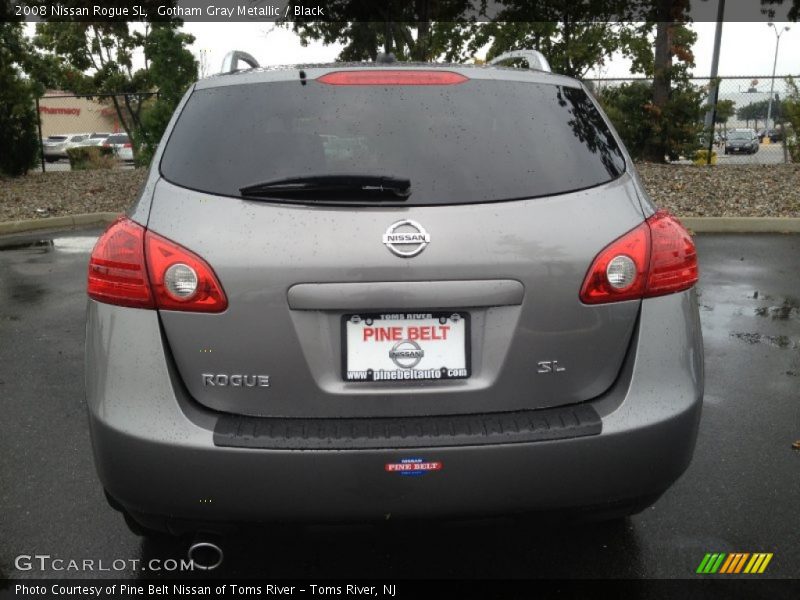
342,312,470,382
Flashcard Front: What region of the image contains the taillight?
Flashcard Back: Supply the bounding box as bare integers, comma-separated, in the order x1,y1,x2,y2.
123,142,132,148
145,230,227,312
88,217,153,308
580,210,698,304
87,217,227,312
317,70,468,86
645,211,699,297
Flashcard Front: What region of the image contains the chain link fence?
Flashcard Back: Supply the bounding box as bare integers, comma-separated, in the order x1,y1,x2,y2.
586,75,797,165
36,92,158,172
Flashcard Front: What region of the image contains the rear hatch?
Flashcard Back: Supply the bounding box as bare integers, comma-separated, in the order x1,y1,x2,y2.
147,67,645,418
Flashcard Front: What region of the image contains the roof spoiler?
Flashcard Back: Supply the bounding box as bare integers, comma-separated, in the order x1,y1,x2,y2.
488,50,551,73
220,51,260,74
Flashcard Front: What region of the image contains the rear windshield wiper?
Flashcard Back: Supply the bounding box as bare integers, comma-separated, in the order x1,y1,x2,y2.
239,174,411,200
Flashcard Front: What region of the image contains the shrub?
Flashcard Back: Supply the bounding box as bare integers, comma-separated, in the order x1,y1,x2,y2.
66,146,115,170
693,149,717,165
596,79,704,162
0,23,39,177
783,78,800,164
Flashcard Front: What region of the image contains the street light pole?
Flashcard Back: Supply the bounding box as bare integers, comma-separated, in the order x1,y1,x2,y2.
705,0,725,165
766,23,789,133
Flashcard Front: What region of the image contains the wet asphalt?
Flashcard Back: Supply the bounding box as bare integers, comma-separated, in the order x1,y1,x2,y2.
0,229,798,581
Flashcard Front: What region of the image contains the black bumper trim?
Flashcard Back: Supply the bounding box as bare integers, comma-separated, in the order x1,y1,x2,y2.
213,404,602,450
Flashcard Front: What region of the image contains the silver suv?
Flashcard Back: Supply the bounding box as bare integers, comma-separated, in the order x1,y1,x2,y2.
86,54,703,536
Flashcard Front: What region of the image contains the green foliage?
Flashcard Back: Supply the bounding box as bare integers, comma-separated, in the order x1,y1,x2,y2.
596,81,654,159
285,0,477,61
782,77,800,161
135,24,197,166
597,77,705,162
0,22,39,177
736,97,784,126
66,145,115,170
33,21,149,156
285,2,653,73
474,21,651,79
32,17,195,165
714,98,736,124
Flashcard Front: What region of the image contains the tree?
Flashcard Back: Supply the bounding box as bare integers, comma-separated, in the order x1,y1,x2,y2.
711,98,736,138
0,20,39,177
782,77,800,161
714,98,736,124
761,0,800,21
285,0,477,62
468,10,651,79
737,98,783,129
32,17,195,163
135,24,197,165
33,22,150,159
640,0,697,162
597,81,654,159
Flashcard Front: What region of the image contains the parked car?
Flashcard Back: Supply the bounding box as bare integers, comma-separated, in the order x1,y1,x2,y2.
724,129,759,154
42,133,90,161
77,137,106,147
86,52,702,538
102,133,133,161
757,129,783,143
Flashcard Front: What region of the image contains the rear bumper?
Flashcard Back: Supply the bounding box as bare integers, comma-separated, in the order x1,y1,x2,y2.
85,290,704,524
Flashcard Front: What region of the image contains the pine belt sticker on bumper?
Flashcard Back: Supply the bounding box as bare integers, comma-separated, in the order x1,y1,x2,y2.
385,458,442,476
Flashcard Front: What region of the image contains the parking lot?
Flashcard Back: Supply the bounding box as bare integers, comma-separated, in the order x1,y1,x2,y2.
0,229,798,580
38,159,135,172
679,141,789,165
717,141,789,164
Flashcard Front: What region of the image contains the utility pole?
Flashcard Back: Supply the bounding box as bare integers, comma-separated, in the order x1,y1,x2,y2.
704,0,725,165
766,22,790,135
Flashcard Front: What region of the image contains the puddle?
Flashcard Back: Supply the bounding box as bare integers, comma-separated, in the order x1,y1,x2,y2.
753,297,800,321
730,332,797,349
0,239,54,253
53,236,98,254
0,235,97,254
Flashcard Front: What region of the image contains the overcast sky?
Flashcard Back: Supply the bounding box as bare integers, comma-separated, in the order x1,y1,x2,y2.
186,21,798,78
25,21,800,79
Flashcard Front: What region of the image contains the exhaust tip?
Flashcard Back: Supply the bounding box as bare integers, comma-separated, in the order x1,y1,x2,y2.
188,540,224,570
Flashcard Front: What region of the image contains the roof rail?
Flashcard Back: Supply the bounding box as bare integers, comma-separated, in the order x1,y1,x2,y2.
488,50,551,73
220,51,260,74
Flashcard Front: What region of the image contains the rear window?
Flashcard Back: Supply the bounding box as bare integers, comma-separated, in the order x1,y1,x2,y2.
106,134,129,143
47,136,67,141
161,77,626,205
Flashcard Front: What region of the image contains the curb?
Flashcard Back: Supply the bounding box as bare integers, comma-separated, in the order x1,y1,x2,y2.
0,214,799,236
0,212,120,236
680,217,800,234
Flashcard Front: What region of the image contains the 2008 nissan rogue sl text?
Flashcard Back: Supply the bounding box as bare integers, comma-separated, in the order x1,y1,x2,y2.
85,51,702,536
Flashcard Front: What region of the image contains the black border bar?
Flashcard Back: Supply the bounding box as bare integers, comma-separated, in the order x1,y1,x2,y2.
3,0,798,23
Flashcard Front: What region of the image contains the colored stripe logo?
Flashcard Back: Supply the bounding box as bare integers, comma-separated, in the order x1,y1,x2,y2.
696,553,773,574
